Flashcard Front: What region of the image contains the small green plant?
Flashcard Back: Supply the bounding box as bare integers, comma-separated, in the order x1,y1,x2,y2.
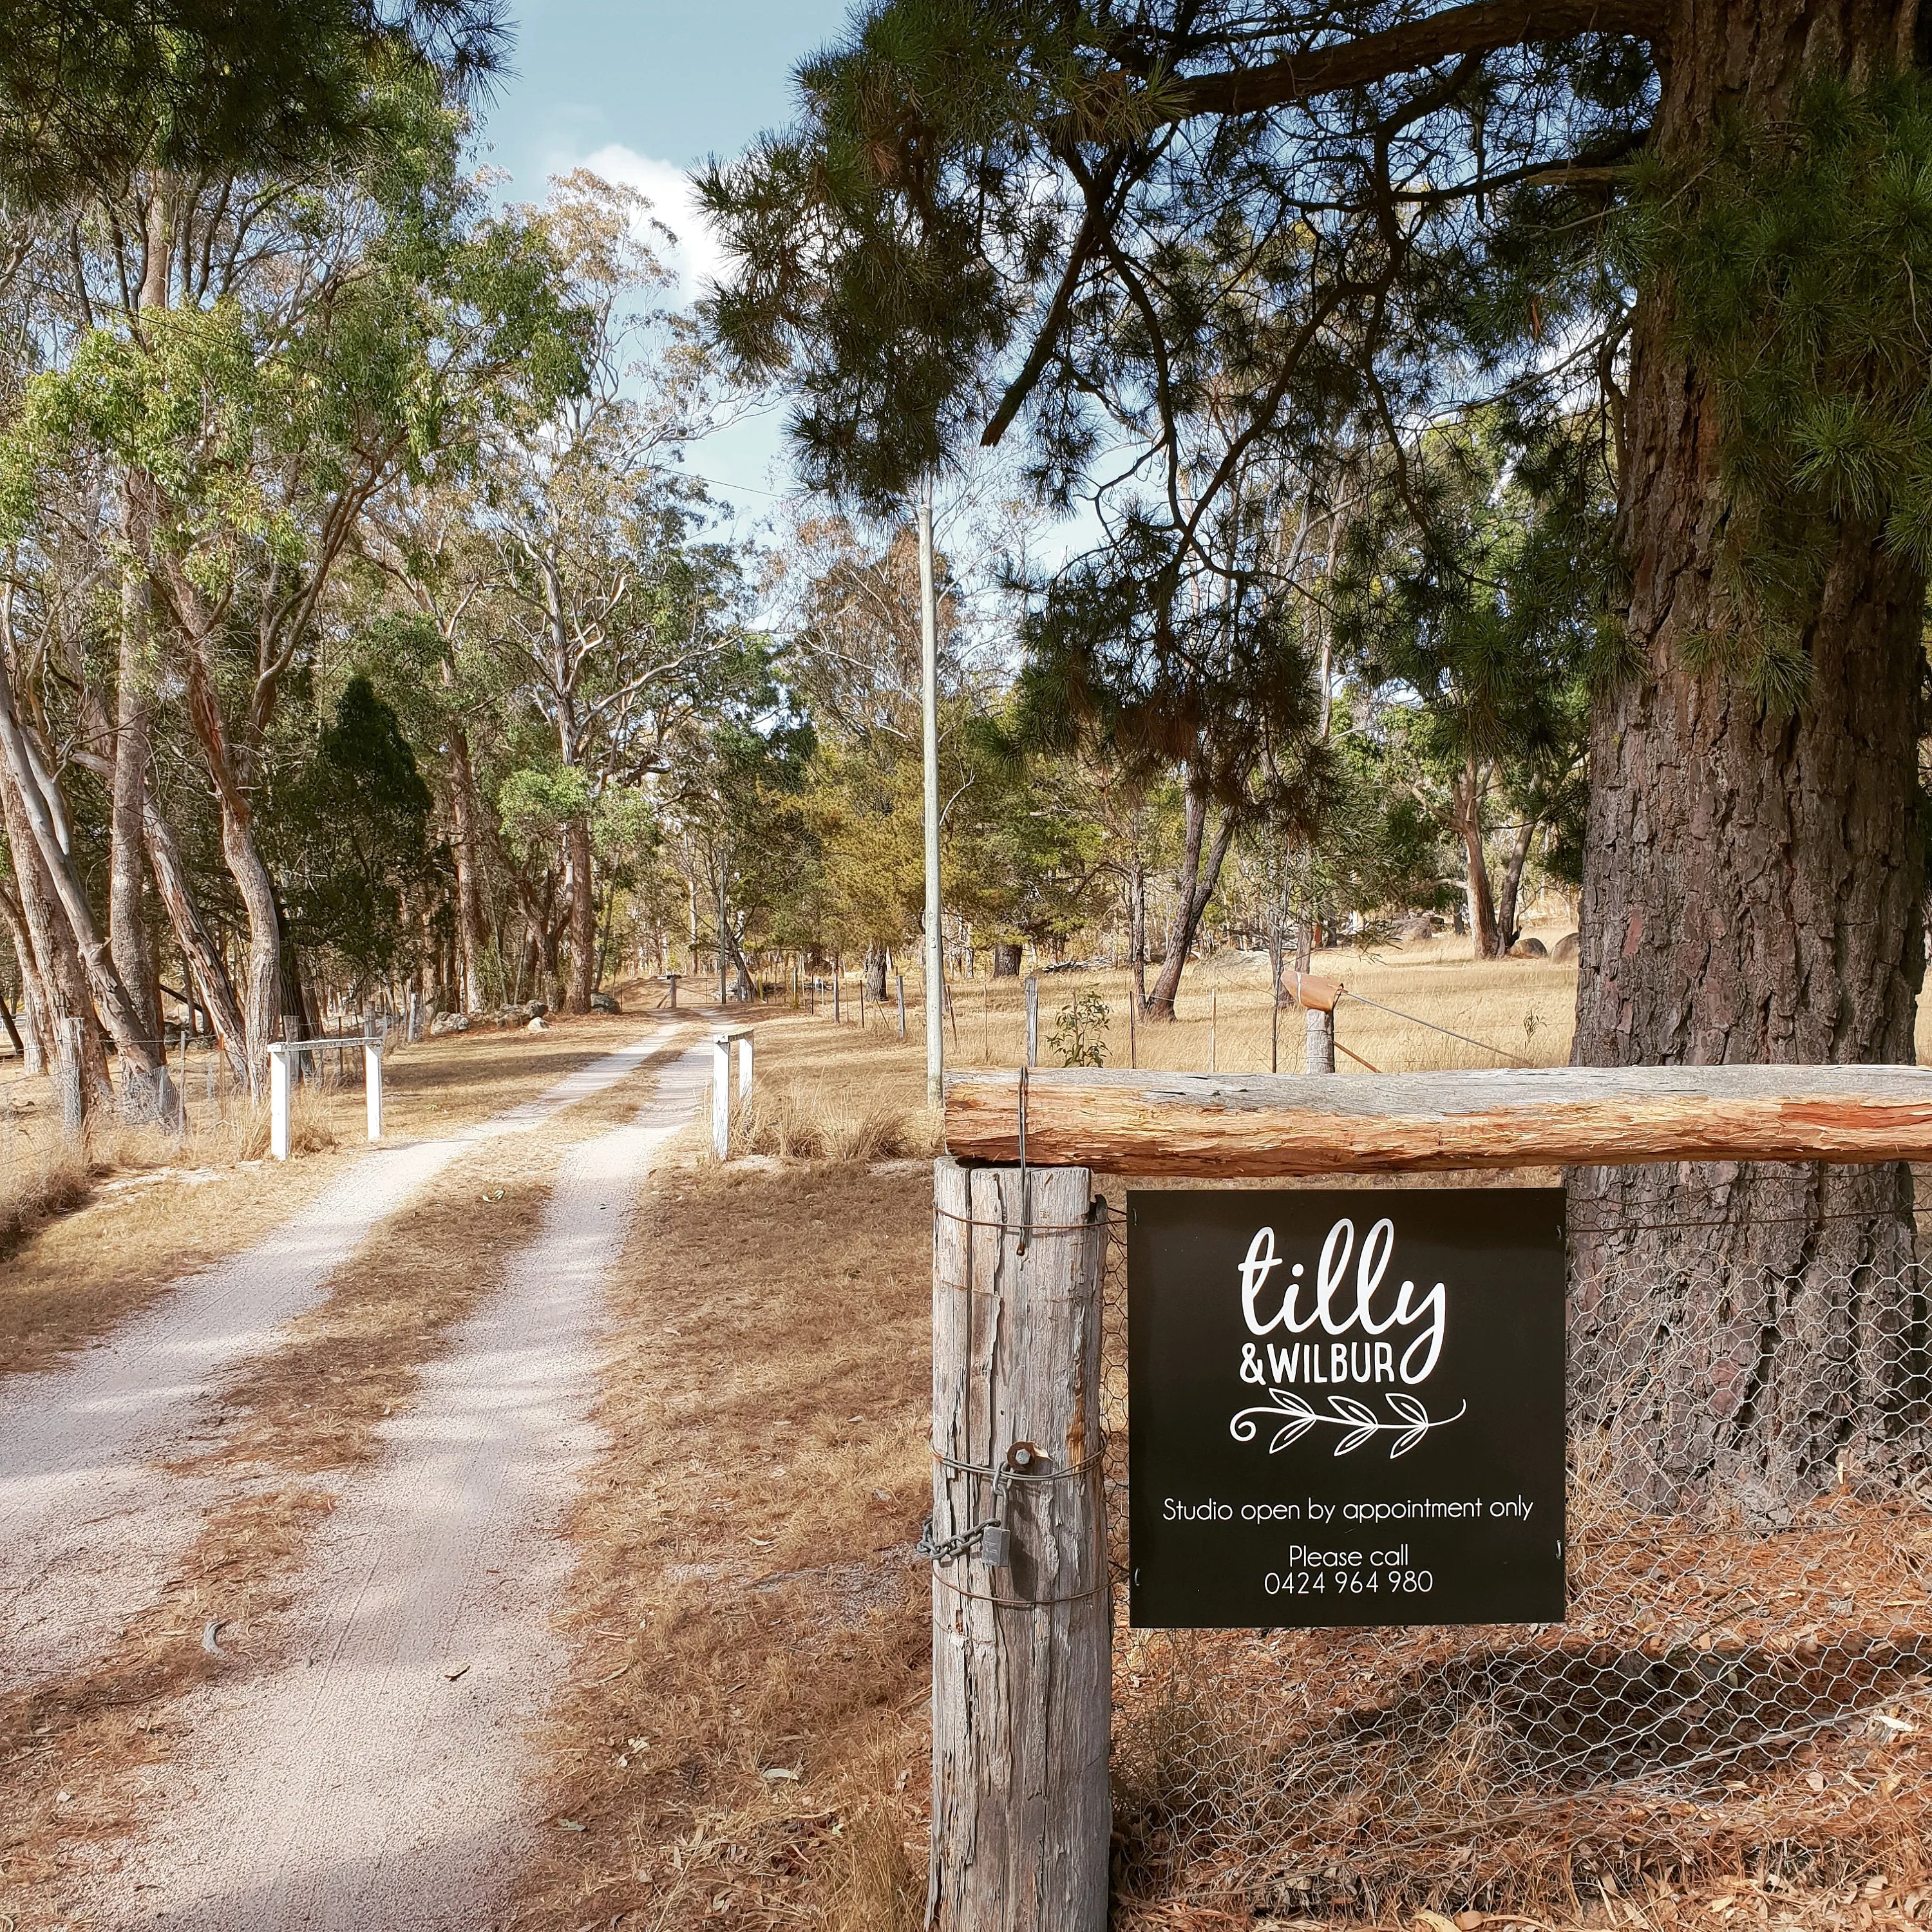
1048,990,1110,1067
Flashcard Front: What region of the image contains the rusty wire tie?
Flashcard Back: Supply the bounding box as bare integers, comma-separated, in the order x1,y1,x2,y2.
931,1569,1110,1611
930,1206,1108,1236
932,1448,1100,1482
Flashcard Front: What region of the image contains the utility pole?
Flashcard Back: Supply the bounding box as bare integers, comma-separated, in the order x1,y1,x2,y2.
919,482,943,1110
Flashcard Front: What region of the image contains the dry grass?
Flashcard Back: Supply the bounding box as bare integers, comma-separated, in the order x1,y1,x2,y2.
0,1037,685,1932
509,1155,934,1932
0,1001,668,1383
514,997,1932,1932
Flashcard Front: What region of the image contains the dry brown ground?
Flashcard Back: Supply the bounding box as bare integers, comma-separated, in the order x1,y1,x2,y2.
0,1030,686,1929
515,1005,1932,1932
0,999,668,1382
507,1028,935,1932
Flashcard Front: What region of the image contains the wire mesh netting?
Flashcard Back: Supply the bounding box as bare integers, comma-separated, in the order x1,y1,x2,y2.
1099,1170,1932,1921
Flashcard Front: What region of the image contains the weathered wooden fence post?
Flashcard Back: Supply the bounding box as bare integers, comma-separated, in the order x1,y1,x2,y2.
54,1016,84,1142
898,971,907,1038
1024,973,1039,1068
929,1156,1110,1931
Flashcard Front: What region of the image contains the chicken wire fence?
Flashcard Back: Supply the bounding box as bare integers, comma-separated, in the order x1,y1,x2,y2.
1098,1164,1932,1920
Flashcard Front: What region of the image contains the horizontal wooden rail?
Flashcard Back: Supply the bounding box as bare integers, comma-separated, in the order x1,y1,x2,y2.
943,1066,1932,1175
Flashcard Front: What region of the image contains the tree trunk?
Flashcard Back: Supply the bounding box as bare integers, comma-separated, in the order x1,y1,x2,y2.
445,723,490,1014
1453,757,1502,959
1129,855,1148,1013
1493,818,1537,956
865,942,888,999
109,572,161,1045
142,792,249,1084
1569,0,1929,1513
992,942,1021,977
566,812,595,1014
1,887,45,1068
1144,786,1236,1021
0,757,110,1098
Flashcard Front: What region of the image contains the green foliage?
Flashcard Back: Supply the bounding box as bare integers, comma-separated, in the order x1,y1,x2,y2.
1628,69,1932,706
1048,989,1110,1067
498,765,592,859
0,0,509,204
267,674,437,976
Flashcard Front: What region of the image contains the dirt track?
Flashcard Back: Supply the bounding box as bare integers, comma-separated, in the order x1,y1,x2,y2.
71,1040,710,1929
0,1027,680,1696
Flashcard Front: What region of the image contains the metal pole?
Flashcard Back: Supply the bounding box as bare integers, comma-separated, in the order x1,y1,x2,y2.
920,482,944,1110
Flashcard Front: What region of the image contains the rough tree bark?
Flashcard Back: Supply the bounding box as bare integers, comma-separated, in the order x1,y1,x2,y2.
1569,0,1929,1513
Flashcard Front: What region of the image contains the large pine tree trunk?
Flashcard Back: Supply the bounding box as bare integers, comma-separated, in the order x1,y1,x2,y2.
1569,0,1927,1514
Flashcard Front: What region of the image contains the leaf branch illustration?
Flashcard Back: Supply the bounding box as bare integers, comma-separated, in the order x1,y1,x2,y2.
1229,1388,1468,1459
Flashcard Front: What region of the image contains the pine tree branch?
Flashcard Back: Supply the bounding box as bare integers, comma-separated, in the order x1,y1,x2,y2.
1157,0,1665,119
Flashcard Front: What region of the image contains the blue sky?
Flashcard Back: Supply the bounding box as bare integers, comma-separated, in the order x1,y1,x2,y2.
475,0,858,518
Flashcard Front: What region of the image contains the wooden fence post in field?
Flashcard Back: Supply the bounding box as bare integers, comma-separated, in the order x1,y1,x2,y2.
1024,973,1039,1068
898,972,907,1038
834,962,842,1025
1210,989,1217,1072
930,1157,1110,1930
54,1016,84,1142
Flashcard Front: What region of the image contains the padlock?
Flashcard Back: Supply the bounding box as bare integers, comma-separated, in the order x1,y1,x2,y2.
978,1522,1010,1569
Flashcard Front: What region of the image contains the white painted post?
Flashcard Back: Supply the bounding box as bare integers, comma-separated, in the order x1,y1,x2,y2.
269,1043,291,1160
710,1032,732,1159
737,1029,753,1101
365,1035,384,1142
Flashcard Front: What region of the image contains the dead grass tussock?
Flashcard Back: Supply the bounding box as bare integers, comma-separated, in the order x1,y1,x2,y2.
726,1083,936,1164
511,1157,934,1932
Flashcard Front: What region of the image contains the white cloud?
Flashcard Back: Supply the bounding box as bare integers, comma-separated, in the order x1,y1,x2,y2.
571,143,731,304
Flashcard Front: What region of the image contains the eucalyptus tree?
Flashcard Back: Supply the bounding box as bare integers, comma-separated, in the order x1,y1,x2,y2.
0,71,585,1085
706,0,1932,1500
472,173,741,1012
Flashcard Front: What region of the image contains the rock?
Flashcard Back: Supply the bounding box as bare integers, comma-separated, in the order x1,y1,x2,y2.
430,1012,469,1036
525,1000,549,1019
590,991,620,1014
1552,930,1580,962
527,1015,548,1032
1397,914,1435,942
1509,935,1548,958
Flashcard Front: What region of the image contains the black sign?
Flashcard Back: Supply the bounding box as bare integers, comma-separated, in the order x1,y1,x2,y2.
1128,1188,1566,1629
